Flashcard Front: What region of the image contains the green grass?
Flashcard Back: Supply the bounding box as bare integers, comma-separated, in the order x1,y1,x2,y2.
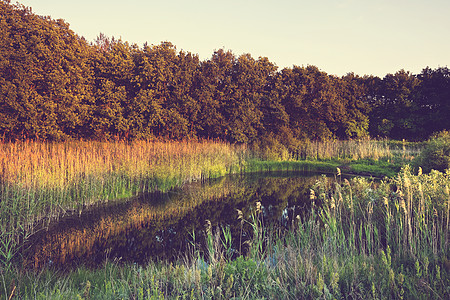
247,137,418,178
2,165,449,299
4,138,445,299
246,157,402,178
345,158,402,178
245,159,340,174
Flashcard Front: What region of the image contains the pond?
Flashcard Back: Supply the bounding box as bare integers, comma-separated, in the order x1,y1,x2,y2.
22,171,337,270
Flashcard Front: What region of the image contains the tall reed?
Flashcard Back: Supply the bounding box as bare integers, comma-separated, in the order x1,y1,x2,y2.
0,139,250,270
295,138,418,161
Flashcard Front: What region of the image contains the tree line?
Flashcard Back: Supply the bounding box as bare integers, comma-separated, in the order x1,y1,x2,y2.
1,1,449,146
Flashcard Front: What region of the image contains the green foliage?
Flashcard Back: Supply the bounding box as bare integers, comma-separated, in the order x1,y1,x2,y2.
416,130,450,172
0,1,94,140
223,256,267,295
251,133,290,161
0,231,17,272
367,68,450,140
5,2,449,143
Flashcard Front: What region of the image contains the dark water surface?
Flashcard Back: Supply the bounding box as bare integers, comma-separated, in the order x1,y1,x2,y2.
23,171,333,270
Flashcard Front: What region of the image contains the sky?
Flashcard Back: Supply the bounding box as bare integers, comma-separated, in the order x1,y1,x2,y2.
15,0,450,77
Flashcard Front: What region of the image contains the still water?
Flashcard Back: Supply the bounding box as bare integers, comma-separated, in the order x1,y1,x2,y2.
23,171,334,270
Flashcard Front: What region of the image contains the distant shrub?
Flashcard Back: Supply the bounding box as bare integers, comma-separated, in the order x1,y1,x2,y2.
252,134,290,161
416,130,450,172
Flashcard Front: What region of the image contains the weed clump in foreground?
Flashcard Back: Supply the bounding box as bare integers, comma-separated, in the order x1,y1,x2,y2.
2,166,449,299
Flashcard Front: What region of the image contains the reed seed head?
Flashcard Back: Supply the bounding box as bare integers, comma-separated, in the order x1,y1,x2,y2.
404,176,410,188
418,167,422,176
256,201,262,214
310,189,316,200
400,198,407,214
236,209,243,221
205,220,212,235
368,202,373,215
336,167,341,177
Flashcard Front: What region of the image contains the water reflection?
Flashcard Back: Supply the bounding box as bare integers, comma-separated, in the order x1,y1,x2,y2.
22,171,331,270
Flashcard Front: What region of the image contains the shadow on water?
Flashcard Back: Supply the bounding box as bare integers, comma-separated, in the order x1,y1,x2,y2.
21,171,336,270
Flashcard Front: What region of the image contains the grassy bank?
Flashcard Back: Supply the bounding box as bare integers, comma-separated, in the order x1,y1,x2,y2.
1,166,449,299
256,138,419,161
246,157,402,178
250,137,417,178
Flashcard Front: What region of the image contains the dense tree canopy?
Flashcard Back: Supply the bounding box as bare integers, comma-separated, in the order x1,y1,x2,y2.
0,1,449,146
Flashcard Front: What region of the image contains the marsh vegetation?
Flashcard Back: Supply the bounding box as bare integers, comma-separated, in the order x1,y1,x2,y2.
0,138,449,299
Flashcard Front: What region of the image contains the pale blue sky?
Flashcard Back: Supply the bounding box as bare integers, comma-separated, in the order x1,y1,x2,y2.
16,0,450,77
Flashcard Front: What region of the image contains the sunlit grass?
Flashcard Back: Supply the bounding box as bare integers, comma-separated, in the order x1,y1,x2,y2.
0,139,250,272
249,137,417,178
4,138,446,299
0,140,248,190
293,138,417,161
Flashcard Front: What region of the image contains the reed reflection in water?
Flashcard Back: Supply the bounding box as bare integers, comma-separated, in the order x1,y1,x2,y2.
23,172,329,269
